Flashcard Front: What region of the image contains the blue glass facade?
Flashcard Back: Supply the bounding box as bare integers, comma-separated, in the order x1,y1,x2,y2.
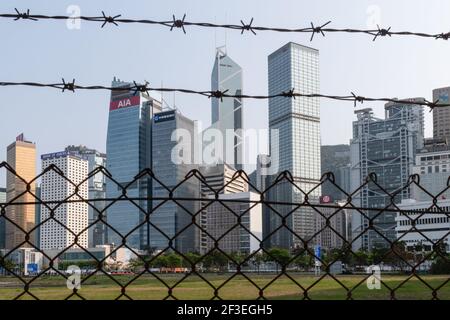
151,110,200,253
106,79,161,249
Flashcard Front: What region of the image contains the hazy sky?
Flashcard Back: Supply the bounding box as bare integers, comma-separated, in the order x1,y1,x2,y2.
1,0,450,185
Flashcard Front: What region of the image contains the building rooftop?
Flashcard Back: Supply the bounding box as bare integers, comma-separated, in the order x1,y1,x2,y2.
268,42,318,59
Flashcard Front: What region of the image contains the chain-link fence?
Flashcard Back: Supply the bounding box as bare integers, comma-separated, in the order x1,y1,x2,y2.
0,163,449,300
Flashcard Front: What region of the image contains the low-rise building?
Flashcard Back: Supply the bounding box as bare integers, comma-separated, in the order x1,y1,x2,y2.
395,199,450,252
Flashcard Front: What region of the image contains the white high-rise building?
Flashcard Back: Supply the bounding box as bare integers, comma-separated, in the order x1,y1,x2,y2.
40,151,89,250
209,46,243,170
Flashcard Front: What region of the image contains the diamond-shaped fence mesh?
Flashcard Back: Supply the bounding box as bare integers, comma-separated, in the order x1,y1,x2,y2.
0,162,449,300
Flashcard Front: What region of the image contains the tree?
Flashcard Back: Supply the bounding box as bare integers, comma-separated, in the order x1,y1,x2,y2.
203,251,228,272
165,253,182,268
228,252,246,268
369,246,389,265
386,242,413,272
128,258,145,272
252,253,265,274
292,252,312,271
182,252,202,269
430,256,450,274
151,255,168,268
266,248,291,272
0,253,16,273
351,249,369,267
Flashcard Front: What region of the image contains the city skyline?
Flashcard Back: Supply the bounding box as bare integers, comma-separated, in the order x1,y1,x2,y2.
2,0,450,185
1,1,450,303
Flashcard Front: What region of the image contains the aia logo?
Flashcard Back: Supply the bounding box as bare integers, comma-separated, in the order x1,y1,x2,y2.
117,99,132,108
110,96,140,111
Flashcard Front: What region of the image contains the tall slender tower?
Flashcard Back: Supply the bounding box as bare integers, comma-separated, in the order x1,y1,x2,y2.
267,43,321,249
210,47,243,170
106,78,161,249
5,134,36,250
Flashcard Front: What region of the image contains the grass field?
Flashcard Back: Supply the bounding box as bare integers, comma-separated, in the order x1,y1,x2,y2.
0,273,449,300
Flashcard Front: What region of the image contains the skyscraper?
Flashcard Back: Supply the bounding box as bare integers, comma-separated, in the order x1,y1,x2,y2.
350,101,424,250
151,109,199,253
106,78,162,250
65,145,107,247
5,134,36,250
267,42,321,249
432,86,450,142
210,46,243,170
40,151,89,250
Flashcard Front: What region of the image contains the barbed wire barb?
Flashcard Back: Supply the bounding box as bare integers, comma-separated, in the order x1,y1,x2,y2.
170,14,186,33
373,25,392,41
310,21,331,41
61,78,76,93
13,8,38,21
101,11,121,28
240,18,256,35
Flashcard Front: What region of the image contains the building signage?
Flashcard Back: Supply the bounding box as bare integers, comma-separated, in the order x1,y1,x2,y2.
41,151,86,161
320,195,332,203
154,111,175,123
41,151,69,160
27,263,38,274
109,95,140,111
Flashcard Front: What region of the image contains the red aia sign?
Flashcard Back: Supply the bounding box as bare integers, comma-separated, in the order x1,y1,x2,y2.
109,96,140,111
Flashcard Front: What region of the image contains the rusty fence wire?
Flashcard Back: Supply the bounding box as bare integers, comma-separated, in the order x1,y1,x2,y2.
0,162,449,300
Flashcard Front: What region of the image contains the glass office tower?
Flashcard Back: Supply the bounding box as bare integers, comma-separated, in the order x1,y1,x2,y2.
210,46,243,170
350,101,424,250
267,42,321,249
106,78,161,250
150,110,199,253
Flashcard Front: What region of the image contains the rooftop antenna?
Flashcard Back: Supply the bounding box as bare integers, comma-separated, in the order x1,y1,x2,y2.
160,80,171,110
225,12,227,49
161,80,164,108
173,92,177,110
214,15,217,51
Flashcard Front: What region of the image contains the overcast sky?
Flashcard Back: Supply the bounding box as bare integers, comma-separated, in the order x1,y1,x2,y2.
1,0,450,185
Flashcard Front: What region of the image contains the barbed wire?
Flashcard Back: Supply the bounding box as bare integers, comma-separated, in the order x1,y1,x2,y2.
1,9,450,42
0,80,448,110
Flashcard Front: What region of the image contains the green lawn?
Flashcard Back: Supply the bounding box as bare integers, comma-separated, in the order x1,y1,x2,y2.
0,273,448,300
